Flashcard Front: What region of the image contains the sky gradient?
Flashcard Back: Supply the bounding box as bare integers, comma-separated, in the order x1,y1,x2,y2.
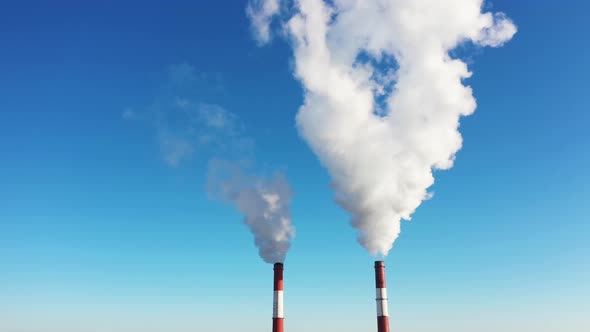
0,1,589,332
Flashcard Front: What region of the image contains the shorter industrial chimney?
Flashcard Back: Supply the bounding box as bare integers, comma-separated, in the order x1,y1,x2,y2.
272,263,284,332
375,261,390,332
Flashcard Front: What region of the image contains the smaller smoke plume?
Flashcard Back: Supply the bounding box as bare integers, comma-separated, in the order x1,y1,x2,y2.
207,159,295,263
125,63,295,264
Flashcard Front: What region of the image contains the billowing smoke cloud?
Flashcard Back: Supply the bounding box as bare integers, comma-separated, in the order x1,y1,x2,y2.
248,0,516,256
207,159,295,263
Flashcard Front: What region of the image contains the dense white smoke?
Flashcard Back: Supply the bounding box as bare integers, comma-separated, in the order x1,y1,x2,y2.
207,159,295,263
248,0,516,256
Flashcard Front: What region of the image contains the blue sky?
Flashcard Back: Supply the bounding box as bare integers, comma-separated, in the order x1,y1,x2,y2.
0,1,589,332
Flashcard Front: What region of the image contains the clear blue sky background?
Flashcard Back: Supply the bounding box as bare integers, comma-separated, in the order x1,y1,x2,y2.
0,1,588,332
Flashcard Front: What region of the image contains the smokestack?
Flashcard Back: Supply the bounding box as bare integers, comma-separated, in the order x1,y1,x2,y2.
272,262,284,332
375,261,390,332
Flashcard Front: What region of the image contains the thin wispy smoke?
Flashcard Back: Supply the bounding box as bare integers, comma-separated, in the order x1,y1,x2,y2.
246,0,281,44
125,63,295,263
123,63,244,167
248,0,516,256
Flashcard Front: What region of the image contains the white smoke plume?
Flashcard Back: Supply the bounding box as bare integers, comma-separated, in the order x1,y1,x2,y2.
248,0,516,256
207,159,295,263
126,63,295,263
246,0,281,44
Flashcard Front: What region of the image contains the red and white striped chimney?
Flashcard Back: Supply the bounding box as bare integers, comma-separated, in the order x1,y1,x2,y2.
375,261,390,332
272,263,284,332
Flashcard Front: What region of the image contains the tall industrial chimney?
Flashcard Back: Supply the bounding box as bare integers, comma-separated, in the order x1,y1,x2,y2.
375,261,390,332
272,263,284,332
